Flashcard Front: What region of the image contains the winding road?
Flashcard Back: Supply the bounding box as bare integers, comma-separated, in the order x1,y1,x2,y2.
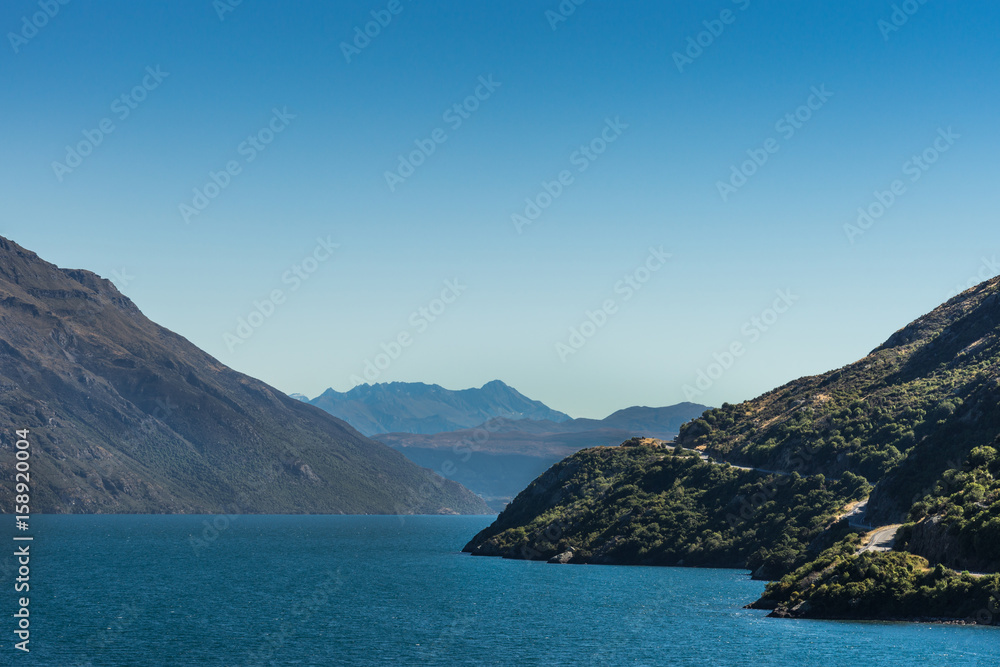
653,441,904,555
859,525,900,553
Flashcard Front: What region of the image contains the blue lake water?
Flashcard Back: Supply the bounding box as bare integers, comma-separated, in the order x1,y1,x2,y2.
2,515,998,665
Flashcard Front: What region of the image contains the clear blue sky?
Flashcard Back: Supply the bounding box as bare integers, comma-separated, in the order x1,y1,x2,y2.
2,0,998,418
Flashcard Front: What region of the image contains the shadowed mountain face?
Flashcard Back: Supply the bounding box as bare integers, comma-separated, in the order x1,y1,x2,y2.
0,236,489,514
307,380,572,436
375,402,709,508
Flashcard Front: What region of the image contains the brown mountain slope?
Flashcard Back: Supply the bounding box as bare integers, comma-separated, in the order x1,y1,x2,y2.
0,236,489,514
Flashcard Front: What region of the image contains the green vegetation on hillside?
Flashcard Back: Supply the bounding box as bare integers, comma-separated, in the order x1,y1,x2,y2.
465,443,869,578
679,366,998,512
756,538,1000,623
895,445,1000,572
676,280,1000,527
465,278,1000,622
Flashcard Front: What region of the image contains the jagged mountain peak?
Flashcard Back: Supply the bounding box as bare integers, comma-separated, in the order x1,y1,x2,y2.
307,380,571,436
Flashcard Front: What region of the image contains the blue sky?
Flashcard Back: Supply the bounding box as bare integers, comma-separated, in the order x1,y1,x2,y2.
2,0,998,418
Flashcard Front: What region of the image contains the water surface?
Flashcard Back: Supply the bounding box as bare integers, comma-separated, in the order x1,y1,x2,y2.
3,515,997,665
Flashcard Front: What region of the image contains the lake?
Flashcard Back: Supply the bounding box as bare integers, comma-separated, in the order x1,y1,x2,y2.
4,515,998,665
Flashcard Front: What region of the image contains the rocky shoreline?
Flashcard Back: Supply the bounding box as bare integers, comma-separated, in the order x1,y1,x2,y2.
751,599,992,625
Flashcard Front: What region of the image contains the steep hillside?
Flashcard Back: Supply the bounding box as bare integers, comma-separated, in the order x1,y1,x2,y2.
464,441,869,578
308,380,571,436
465,277,1000,621
751,537,1000,623
674,277,1000,527
0,236,489,514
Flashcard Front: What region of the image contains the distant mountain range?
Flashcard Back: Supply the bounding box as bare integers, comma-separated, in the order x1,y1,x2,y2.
295,382,708,509
303,380,572,436
375,403,710,508
0,236,489,515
